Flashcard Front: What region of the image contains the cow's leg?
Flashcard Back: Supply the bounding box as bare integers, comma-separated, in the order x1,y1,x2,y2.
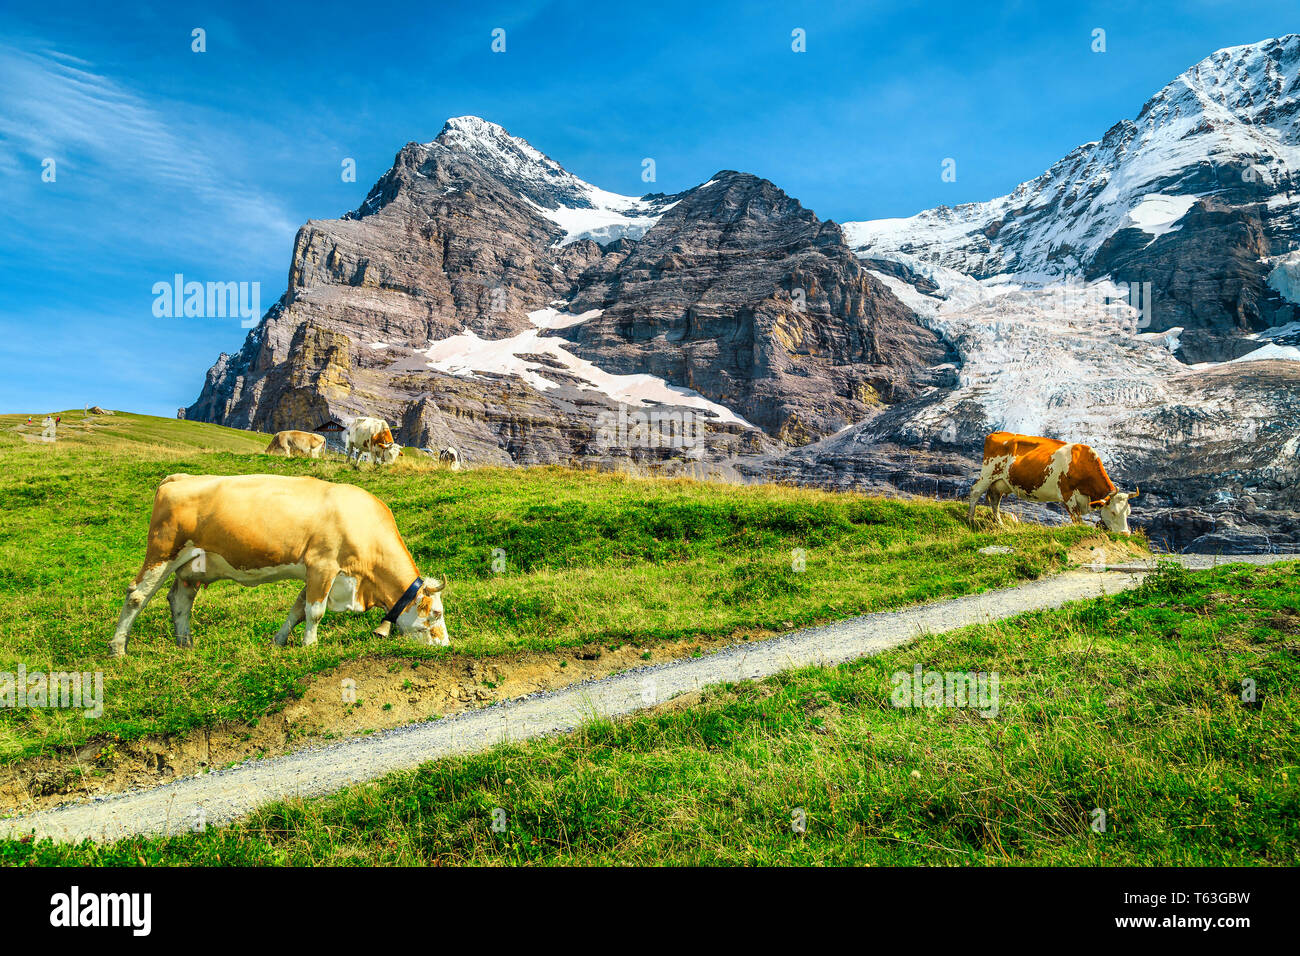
274,587,308,646
988,491,1004,525
167,577,201,647
967,474,994,523
110,561,174,657
301,567,338,647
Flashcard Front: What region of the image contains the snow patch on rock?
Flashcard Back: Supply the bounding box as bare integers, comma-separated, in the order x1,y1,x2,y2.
1231,342,1300,362
417,308,751,425
1126,193,1201,237
1266,251,1300,305
432,116,679,246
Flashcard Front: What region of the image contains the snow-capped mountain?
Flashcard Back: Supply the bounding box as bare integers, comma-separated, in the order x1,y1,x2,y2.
190,39,1300,550
190,117,942,467
844,34,1300,282
755,36,1300,548
366,116,680,245
842,35,1300,364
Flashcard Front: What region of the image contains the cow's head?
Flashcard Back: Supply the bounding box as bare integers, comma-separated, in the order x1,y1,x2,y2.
377,442,402,465
391,577,449,646
1091,488,1139,534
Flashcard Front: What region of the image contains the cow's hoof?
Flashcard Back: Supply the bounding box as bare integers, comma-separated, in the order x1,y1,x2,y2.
175,636,193,648
272,632,289,647
108,643,126,658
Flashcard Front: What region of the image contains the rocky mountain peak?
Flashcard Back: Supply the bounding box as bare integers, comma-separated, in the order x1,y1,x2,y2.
427,115,601,211
843,33,1300,362
186,39,1300,550
1167,34,1300,127
190,113,945,462
627,171,825,252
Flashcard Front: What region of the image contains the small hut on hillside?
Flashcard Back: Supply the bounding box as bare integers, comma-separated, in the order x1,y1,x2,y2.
315,418,346,451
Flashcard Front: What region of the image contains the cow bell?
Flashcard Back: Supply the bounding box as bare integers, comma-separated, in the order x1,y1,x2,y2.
373,620,393,638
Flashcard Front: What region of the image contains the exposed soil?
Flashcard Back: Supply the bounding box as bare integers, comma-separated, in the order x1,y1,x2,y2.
1067,536,1152,566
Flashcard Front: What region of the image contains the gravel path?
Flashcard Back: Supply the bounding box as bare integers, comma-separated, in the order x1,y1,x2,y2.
4,554,1292,844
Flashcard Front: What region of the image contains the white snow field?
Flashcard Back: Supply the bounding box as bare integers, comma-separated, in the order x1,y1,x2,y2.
414,306,751,425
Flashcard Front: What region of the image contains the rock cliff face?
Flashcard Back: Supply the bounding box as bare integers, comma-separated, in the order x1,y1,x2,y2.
564,172,951,442
189,117,945,468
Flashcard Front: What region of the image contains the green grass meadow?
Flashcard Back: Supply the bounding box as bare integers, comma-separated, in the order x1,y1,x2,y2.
0,411,1105,764
7,561,1296,866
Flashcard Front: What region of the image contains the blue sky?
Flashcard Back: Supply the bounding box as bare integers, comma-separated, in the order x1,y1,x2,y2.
1,0,1296,416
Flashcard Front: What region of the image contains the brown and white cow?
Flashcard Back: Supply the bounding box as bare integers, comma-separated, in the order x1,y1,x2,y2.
343,417,399,465
264,430,325,458
109,474,449,656
967,431,1139,533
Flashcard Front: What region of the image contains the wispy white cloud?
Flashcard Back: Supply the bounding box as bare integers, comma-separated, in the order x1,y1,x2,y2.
0,38,296,265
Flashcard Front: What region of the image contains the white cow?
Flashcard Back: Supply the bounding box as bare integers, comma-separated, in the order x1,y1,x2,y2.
438,446,462,471
344,417,400,465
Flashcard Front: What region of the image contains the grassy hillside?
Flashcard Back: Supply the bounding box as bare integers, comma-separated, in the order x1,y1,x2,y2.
0,410,270,454
0,412,1112,768
8,561,1296,866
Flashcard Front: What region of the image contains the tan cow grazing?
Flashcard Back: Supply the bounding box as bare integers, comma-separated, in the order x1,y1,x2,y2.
967,431,1139,533
109,474,449,656
264,430,325,458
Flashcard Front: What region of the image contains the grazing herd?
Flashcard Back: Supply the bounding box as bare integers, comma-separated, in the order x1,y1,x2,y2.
110,424,1137,656
263,416,462,471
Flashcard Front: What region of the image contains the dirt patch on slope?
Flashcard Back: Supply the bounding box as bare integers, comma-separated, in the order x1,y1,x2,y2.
0,630,766,816
1067,536,1151,567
